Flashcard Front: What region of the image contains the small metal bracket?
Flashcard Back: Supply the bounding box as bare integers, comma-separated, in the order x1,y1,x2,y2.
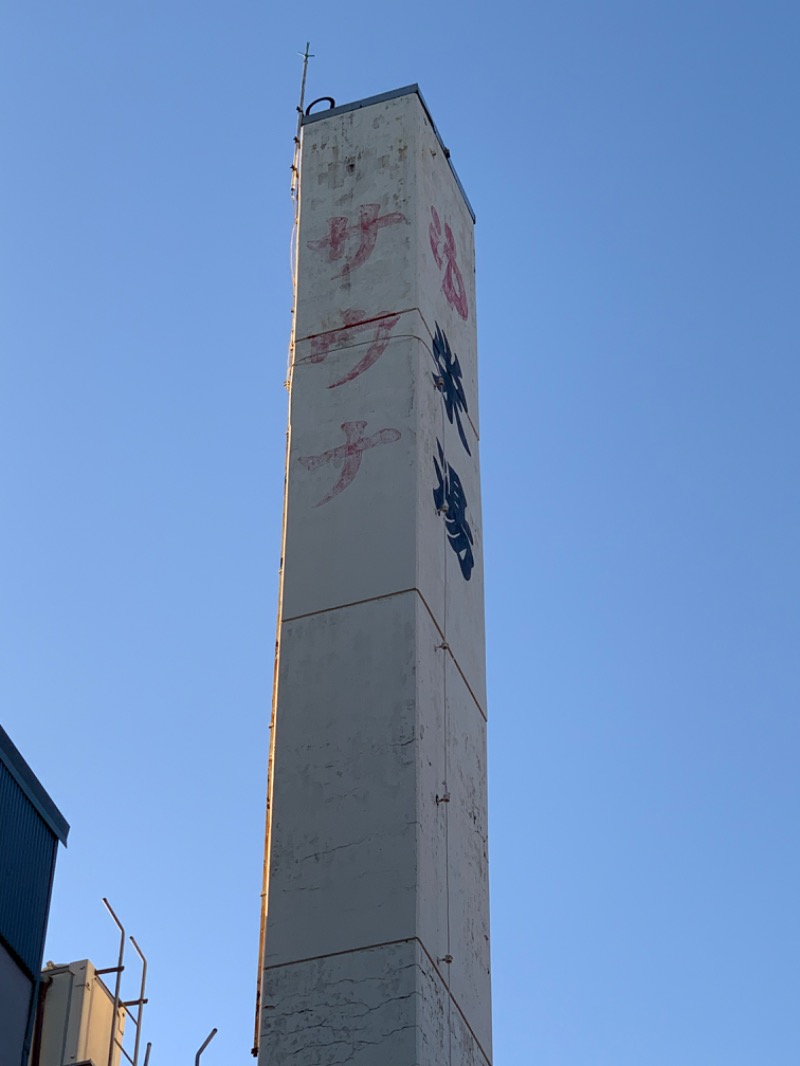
440,954,453,965
436,641,450,652
436,792,450,805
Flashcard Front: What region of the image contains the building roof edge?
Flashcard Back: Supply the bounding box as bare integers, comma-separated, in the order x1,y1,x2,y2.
0,725,70,845
302,84,476,223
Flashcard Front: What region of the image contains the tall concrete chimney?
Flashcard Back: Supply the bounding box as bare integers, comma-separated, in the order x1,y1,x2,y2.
256,85,491,1065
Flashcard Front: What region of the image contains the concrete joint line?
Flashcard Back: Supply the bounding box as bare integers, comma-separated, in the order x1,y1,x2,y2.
282,588,487,722
416,588,487,721
296,306,419,346
264,936,417,973
282,587,418,625
297,304,480,443
264,935,492,1066
415,937,492,1066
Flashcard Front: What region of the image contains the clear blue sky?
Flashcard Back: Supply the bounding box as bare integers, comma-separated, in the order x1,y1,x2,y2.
2,2,800,1063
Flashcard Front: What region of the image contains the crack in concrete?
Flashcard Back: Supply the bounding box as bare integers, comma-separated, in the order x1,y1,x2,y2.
295,837,370,864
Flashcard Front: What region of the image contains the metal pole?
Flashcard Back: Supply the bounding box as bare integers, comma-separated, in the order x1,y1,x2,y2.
296,42,312,140
290,43,313,200
142,1044,152,1066
195,1028,217,1066
102,899,126,1066
129,936,147,1066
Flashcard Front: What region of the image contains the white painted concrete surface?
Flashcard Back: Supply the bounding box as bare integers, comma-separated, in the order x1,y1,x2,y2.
259,87,490,1065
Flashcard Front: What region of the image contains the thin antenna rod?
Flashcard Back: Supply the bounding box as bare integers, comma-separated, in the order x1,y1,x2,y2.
287,42,313,377
296,42,312,140
291,42,313,200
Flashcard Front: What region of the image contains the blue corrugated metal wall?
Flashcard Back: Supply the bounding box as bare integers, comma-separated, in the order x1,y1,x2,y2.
0,760,57,978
